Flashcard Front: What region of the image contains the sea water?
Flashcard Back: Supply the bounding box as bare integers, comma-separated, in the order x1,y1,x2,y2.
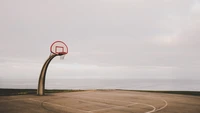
0,79,200,91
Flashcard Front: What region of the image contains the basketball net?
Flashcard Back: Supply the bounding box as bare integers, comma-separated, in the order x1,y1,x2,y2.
49,52,65,60
60,54,65,60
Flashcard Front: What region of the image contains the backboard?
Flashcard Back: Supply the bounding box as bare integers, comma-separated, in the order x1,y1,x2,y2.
50,41,68,55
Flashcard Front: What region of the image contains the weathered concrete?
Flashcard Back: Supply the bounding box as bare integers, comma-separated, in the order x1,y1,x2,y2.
1,90,200,113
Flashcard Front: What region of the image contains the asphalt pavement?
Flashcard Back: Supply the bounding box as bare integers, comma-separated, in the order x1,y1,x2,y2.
0,90,200,113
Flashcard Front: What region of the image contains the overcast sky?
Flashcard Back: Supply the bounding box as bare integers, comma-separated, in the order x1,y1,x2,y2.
0,0,200,80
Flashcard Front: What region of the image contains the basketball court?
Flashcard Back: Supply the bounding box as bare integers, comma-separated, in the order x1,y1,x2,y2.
1,90,200,113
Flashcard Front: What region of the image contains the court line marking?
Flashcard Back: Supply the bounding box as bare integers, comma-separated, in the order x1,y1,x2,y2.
64,96,153,113
0,92,168,113
139,103,156,113
69,95,157,113
69,95,167,113
88,103,138,112
70,95,134,105
29,98,90,113
154,99,168,112
73,92,168,113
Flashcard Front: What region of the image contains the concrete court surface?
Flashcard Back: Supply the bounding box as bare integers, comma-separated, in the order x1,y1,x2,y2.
0,90,200,113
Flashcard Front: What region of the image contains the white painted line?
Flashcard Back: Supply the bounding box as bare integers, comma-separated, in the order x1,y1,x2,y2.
28,96,167,113
145,99,168,113
88,103,137,112
71,95,157,113
28,98,90,113
154,99,168,112
71,95,133,104
79,91,168,113
138,103,156,113
0,94,167,113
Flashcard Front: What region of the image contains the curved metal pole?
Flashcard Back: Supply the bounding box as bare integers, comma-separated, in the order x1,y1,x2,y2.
37,54,58,95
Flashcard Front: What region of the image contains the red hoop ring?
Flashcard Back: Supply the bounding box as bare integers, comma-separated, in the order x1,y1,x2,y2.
50,41,68,55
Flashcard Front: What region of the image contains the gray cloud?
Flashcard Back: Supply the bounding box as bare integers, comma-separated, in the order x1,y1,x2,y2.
0,0,200,80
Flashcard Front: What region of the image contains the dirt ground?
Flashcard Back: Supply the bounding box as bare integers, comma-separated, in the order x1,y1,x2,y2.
0,90,200,113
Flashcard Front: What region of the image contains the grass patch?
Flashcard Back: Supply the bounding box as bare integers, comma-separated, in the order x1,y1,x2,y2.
0,89,84,96
117,89,200,96
142,90,200,96
1,89,200,96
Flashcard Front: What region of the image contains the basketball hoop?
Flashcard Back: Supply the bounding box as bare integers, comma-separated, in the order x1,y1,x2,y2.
50,41,68,60
38,40,68,96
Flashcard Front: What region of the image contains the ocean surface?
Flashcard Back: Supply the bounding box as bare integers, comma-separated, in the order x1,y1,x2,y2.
0,79,200,91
